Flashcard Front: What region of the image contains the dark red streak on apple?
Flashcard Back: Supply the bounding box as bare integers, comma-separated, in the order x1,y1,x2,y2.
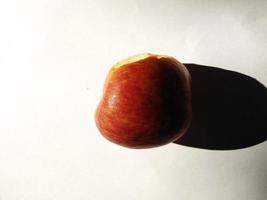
95,56,192,148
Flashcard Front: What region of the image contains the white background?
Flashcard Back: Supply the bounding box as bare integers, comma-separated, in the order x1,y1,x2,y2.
0,0,266,199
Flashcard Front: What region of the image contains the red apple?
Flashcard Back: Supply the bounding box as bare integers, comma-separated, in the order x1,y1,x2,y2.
95,53,192,148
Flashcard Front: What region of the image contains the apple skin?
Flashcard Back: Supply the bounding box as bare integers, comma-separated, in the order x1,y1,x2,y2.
95,54,192,148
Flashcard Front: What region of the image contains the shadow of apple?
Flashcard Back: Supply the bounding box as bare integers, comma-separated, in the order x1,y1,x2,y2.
174,64,267,150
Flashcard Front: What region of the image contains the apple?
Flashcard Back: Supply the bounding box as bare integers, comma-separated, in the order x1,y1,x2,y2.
95,53,192,148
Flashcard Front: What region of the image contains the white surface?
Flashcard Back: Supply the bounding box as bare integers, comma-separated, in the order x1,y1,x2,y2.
0,0,266,199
